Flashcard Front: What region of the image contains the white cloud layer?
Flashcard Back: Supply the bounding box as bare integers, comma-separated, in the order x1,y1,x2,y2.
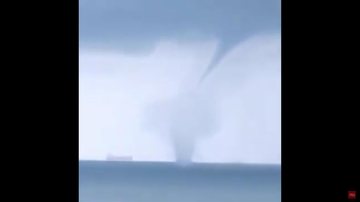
79,33,281,164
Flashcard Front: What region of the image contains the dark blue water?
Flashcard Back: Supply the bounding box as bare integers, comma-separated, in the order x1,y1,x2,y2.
80,161,281,202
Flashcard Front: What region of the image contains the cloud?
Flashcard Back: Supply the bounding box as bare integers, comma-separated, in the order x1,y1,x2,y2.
79,0,281,164
79,34,281,164
79,40,218,161
80,0,280,78
80,0,280,46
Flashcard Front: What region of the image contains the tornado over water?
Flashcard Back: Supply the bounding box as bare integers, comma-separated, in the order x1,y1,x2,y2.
80,0,281,164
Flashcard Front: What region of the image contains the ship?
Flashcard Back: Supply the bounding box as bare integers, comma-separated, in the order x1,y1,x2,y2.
106,154,133,161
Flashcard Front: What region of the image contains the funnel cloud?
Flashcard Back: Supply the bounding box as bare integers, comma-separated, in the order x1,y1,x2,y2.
79,0,281,164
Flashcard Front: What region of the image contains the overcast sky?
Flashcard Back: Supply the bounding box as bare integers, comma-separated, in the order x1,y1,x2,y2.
79,0,281,164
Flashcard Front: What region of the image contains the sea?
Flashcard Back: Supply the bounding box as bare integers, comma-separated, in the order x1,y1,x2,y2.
79,161,281,202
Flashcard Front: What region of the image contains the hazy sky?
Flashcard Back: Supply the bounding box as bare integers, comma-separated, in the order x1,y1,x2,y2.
79,0,281,164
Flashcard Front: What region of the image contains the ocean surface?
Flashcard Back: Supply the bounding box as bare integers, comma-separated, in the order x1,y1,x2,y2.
79,161,281,202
